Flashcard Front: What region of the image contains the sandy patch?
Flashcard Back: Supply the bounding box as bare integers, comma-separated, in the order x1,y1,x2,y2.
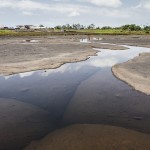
24,124,150,150
112,53,150,95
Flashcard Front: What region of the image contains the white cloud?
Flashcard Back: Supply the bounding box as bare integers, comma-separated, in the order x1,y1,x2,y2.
0,0,49,10
141,2,150,9
78,0,122,8
68,11,80,17
0,0,148,27
22,11,33,16
0,0,129,19
93,8,130,18
0,0,85,14
134,0,150,10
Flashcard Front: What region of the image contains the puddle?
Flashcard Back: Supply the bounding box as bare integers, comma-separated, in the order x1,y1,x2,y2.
0,45,150,149
80,37,102,43
80,39,90,43
23,39,39,43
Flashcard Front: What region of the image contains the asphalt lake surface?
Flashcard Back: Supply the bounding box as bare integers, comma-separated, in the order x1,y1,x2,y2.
0,44,150,149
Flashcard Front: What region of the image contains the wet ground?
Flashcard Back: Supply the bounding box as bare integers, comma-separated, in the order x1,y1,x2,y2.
0,45,150,149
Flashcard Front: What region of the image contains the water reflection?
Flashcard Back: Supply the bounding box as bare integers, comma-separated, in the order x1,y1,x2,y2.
80,39,91,43
1,46,149,114
3,46,149,80
19,72,34,78
0,45,150,149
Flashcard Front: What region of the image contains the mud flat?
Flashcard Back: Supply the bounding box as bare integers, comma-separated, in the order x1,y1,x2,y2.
24,124,150,150
95,35,150,48
0,37,128,75
0,98,53,150
112,53,150,95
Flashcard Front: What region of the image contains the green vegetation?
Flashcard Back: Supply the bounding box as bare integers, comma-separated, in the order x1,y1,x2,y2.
54,24,150,35
0,30,50,36
0,24,150,36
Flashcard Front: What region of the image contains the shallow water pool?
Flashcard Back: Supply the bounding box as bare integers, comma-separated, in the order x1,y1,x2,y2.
0,45,150,149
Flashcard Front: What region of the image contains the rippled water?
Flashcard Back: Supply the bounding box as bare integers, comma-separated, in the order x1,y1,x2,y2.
0,45,150,149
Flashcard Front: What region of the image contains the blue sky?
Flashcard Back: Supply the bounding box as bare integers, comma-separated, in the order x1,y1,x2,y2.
0,0,149,27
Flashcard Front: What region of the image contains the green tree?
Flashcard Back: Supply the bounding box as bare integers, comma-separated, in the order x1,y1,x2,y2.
87,24,95,29
101,26,112,30
121,24,141,31
55,25,62,29
39,24,44,27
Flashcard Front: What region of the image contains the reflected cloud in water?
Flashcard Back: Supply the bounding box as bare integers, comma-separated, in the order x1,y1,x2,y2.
19,72,34,78
2,45,150,82
0,45,149,134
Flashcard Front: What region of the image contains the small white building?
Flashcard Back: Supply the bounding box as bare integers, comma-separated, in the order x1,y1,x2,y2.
15,25,47,30
0,25,8,29
30,26,47,30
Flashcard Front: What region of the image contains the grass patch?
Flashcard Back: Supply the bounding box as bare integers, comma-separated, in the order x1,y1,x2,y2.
0,29,149,36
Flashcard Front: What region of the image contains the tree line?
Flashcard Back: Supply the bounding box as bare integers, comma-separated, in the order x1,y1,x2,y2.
54,24,150,32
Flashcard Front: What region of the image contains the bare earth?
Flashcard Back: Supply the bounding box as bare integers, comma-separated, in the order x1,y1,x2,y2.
1,35,150,75
99,35,150,48
24,124,150,150
0,36,128,75
112,53,150,95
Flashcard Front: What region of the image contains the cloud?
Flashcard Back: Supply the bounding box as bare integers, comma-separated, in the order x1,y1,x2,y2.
22,11,33,16
0,0,127,19
78,0,122,8
139,1,150,9
89,57,118,67
68,11,80,17
93,8,130,18
0,0,148,27
0,0,49,10
0,0,85,14
134,0,150,10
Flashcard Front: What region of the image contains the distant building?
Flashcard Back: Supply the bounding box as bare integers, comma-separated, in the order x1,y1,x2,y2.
0,25,15,30
0,25,9,30
30,26,47,30
15,25,47,30
16,25,24,29
8,27,15,30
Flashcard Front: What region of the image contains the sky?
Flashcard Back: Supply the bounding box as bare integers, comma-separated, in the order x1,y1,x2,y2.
0,0,150,27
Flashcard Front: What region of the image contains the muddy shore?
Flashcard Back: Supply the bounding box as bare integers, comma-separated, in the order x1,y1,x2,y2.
112,53,150,95
0,35,136,75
